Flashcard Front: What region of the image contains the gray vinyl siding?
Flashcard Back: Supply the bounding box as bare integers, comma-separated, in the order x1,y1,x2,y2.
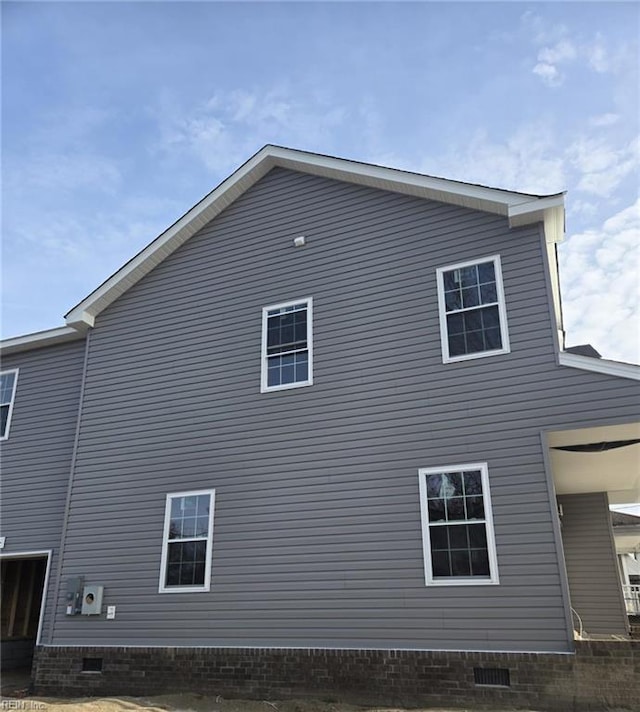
50,168,639,652
558,492,629,636
0,338,86,643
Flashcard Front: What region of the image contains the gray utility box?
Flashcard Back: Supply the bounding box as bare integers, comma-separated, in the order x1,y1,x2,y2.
81,585,104,615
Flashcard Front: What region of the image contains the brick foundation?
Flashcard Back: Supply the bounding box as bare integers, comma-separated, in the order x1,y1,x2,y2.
33,642,640,711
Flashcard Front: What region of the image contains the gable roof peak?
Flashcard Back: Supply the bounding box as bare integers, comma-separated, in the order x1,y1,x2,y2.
64,145,565,330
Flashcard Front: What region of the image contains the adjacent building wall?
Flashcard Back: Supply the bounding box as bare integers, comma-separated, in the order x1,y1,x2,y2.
558,492,629,636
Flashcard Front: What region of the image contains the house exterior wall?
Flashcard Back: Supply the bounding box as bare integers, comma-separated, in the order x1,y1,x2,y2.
15,169,640,654
0,338,86,643
558,492,629,636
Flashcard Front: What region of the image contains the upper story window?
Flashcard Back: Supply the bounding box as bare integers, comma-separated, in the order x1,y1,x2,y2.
0,369,19,440
418,463,499,586
159,490,215,593
261,298,313,392
436,256,510,363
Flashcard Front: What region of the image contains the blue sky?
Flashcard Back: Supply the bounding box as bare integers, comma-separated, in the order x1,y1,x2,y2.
2,1,639,364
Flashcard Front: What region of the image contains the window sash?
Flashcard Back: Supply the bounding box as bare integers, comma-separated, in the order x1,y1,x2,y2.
261,298,313,392
418,464,499,586
159,489,215,593
436,256,510,363
0,369,19,440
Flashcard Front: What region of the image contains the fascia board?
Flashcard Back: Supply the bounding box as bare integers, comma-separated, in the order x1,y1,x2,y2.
558,351,640,381
63,145,565,327
0,326,85,355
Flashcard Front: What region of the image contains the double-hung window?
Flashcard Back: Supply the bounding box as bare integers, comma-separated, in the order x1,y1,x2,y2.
0,369,19,440
436,256,510,363
418,463,499,585
261,298,313,392
159,490,215,593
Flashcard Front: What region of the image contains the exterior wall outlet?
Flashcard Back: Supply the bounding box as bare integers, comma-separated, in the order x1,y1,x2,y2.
106,605,116,620
0,537,5,549
81,585,104,615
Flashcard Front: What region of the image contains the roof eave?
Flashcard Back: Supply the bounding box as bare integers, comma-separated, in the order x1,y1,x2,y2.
0,326,85,356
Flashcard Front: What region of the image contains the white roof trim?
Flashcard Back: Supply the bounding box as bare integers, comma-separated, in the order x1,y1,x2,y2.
559,351,640,381
0,326,84,356
64,145,566,329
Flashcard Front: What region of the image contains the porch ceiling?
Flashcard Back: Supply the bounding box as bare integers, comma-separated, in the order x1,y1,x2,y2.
548,422,640,505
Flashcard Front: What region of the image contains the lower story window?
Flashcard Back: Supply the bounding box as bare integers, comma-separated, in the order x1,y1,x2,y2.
418,463,499,585
159,489,215,593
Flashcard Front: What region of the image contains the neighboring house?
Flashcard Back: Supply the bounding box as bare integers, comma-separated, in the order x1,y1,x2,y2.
612,510,640,617
1,146,639,707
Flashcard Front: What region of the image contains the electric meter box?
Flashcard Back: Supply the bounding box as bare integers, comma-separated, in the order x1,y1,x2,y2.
81,585,104,615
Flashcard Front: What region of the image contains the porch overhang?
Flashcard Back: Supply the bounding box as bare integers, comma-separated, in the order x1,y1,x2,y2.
547,422,640,505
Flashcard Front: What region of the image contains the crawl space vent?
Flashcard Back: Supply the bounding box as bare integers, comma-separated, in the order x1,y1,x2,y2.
473,667,511,687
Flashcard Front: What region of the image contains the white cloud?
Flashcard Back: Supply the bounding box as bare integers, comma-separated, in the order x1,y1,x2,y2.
589,113,620,127
587,34,609,73
560,199,640,364
569,135,639,198
533,62,563,87
155,88,347,174
416,124,566,195
538,39,577,65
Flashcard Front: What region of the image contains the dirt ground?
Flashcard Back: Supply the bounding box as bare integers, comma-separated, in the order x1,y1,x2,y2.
0,669,543,712
0,695,545,712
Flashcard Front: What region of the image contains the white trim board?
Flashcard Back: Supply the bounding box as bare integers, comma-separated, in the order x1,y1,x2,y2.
1,326,85,356
558,352,640,381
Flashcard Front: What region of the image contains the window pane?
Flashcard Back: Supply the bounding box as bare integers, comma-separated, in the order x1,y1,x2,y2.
465,496,485,520
461,286,480,308
451,550,471,576
446,313,464,334
295,359,308,382
449,524,469,549
477,261,495,283
441,472,462,497
485,327,502,350
463,310,483,332
181,517,196,537
468,523,488,549
445,290,461,311
446,497,465,520
463,470,482,495
431,550,451,577
442,270,458,291
481,305,500,328
426,473,443,498
427,498,446,522
459,265,478,288
448,334,466,357
466,330,484,353
430,526,449,550
1,406,8,438
480,282,497,303
281,365,295,384
0,373,15,404
470,548,490,576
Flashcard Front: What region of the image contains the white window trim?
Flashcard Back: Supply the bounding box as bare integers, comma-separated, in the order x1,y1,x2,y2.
0,368,19,441
436,255,510,364
418,462,500,586
260,297,313,393
158,488,216,594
